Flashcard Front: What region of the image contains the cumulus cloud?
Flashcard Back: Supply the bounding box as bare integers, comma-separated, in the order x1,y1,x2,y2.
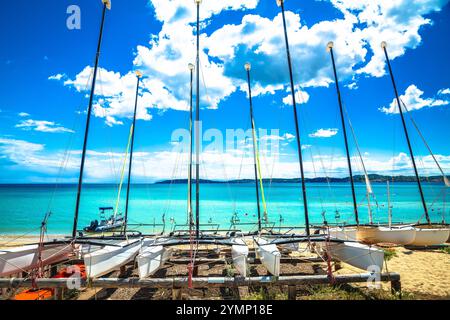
18,112,30,117
53,0,449,125
380,84,450,114
15,119,74,133
309,128,339,138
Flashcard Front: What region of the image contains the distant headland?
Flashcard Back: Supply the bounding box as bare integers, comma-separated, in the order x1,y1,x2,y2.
155,174,448,184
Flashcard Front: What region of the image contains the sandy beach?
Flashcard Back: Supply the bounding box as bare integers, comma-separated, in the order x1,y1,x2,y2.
1,235,449,299
336,246,450,299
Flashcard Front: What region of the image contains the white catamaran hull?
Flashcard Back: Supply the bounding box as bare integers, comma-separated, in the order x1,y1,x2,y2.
231,238,249,277
137,244,172,279
324,241,384,271
0,243,74,277
254,238,281,276
324,227,358,241
408,227,450,246
84,238,142,279
356,226,417,245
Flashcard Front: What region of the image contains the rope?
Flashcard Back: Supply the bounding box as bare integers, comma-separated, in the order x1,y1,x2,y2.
252,118,269,222
114,124,134,218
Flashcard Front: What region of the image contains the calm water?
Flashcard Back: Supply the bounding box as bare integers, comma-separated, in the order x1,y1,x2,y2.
0,183,448,235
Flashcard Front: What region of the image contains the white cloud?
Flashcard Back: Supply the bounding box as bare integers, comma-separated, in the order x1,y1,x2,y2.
15,119,74,133
380,84,450,114
48,73,65,81
282,87,310,105
438,88,450,95
18,112,30,117
309,128,339,138
333,0,449,77
1,136,449,182
53,0,449,125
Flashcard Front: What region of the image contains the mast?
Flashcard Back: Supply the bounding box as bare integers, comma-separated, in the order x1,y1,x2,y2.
326,42,359,225
188,63,195,227
381,41,430,225
277,0,310,237
245,63,262,231
194,0,202,238
387,181,392,228
123,70,142,235
72,0,111,238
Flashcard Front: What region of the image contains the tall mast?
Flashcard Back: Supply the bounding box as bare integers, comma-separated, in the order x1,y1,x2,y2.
245,63,262,231
123,70,142,235
277,0,310,237
381,41,430,225
72,0,111,238
194,0,202,238
188,63,195,227
326,42,359,225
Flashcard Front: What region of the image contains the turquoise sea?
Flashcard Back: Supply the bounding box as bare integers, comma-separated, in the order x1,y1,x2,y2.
0,183,448,235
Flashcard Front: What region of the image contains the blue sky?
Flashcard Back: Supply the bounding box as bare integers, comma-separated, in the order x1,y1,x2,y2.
0,0,449,183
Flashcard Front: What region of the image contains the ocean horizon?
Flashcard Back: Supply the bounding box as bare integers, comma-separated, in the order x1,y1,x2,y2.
0,182,448,236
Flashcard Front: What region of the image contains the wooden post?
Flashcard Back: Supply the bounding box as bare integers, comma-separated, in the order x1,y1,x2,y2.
172,288,182,300
54,288,64,300
288,285,296,300
238,286,249,299
0,272,401,289
334,261,342,271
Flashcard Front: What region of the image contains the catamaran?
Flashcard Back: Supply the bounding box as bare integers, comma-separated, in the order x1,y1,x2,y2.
357,42,449,246
137,0,250,280
250,0,384,274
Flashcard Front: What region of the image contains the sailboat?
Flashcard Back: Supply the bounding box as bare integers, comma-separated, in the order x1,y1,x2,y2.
0,0,126,279
254,238,281,276
357,42,449,247
83,69,153,279
324,42,441,246
0,242,74,277
138,0,250,279
242,62,280,275
56,2,150,279
0,205,76,278
247,1,384,273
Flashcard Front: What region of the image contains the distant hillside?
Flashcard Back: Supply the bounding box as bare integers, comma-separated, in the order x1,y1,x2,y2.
155,174,448,184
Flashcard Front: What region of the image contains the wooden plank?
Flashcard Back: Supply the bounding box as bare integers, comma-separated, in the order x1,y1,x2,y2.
0,273,400,289
237,286,249,299
288,285,296,300
168,257,325,265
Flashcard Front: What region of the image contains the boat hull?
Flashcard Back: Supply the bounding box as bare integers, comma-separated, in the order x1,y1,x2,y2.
0,243,73,277
231,238,249,277
84,238,142,279
408,227,450,246
326,227,358,241
356,226,416,245
137,244,171,279
255,238,281,276
325,241,384,271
